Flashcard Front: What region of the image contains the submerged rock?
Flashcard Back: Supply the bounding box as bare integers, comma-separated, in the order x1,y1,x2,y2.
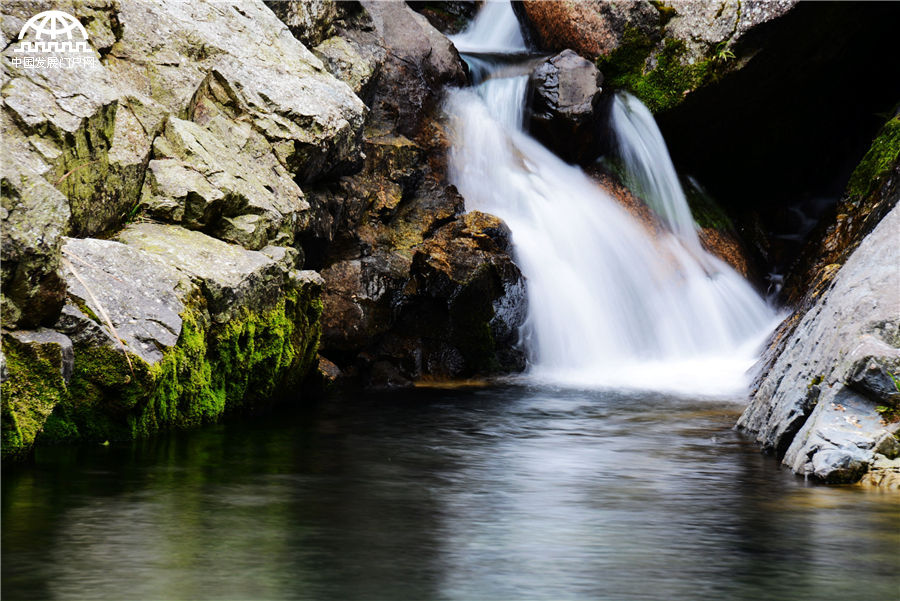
738,205,900,483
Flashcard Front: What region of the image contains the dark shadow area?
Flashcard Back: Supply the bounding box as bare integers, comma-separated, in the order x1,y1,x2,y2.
657,2,900,283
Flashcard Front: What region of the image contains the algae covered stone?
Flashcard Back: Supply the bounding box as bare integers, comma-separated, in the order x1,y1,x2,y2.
26,225,324,450
1,329,73,460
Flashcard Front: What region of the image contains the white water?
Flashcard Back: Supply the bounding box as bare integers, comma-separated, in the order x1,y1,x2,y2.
450,0,526,54
447,3,780,395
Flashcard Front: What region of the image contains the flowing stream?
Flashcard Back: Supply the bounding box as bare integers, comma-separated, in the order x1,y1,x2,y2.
448,2,780,395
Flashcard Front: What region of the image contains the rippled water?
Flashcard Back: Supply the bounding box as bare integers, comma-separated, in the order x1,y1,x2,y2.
3,386,898,601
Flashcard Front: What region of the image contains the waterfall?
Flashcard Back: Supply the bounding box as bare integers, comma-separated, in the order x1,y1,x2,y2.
450,0,526,54
446,2,780,395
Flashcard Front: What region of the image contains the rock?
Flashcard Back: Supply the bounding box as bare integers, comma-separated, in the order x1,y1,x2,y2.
320,254,410,354
0,225,325,457
106,0,366,183
513,0,660,59
514,0,799,114
406,211,527,376
140,115,309,250
738,204,900,483
310,4,387,105
265,0,343,48
527,49,609,164
407,1,479,34
360,0,467,137
59,236,188,365
116,224,301,324
1,329,73,460
1,21,161,237
1,115,70,328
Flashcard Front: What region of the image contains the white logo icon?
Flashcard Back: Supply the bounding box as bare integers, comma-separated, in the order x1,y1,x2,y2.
10,10,96,69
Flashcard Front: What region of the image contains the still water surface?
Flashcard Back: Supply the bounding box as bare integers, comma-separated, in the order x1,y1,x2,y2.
3,385,898,600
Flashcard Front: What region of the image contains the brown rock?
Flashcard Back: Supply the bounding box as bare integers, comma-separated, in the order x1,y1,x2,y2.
514,0,660,59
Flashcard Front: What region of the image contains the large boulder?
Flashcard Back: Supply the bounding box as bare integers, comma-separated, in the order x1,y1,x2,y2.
359,0,467,137
104,0,366,183
1,27,162,238
737,205,900,484
1,225,323,458
527,49,609,164
310,127,526,386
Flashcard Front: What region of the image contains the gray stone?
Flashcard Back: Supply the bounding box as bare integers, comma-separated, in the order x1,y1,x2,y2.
140,115,309,250
738,205,900,482
527,49,608,164
59,236,189,365
116,223,294,324
1,114,70,328
1,21,163,237
107,0,366,183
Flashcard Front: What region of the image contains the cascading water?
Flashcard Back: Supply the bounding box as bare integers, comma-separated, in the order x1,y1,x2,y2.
448,2,780,395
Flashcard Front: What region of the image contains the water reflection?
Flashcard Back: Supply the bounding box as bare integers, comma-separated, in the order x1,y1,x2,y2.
3,386,898,600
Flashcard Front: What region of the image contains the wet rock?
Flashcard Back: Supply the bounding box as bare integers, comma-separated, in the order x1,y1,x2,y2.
140,116,309,251
738,204,900,483
360,0,467,137
527,49,609,164
1,329,73,460
407,211,527,375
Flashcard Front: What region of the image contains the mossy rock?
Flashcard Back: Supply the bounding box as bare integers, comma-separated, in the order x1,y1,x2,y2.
4,226,325,457
1,330,72,460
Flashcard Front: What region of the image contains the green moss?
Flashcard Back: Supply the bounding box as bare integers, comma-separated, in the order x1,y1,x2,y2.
597,29,727,114
38,282,323,447
808,374,824,390
845,115,900,204
683,176,735,231
1,336,69,460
